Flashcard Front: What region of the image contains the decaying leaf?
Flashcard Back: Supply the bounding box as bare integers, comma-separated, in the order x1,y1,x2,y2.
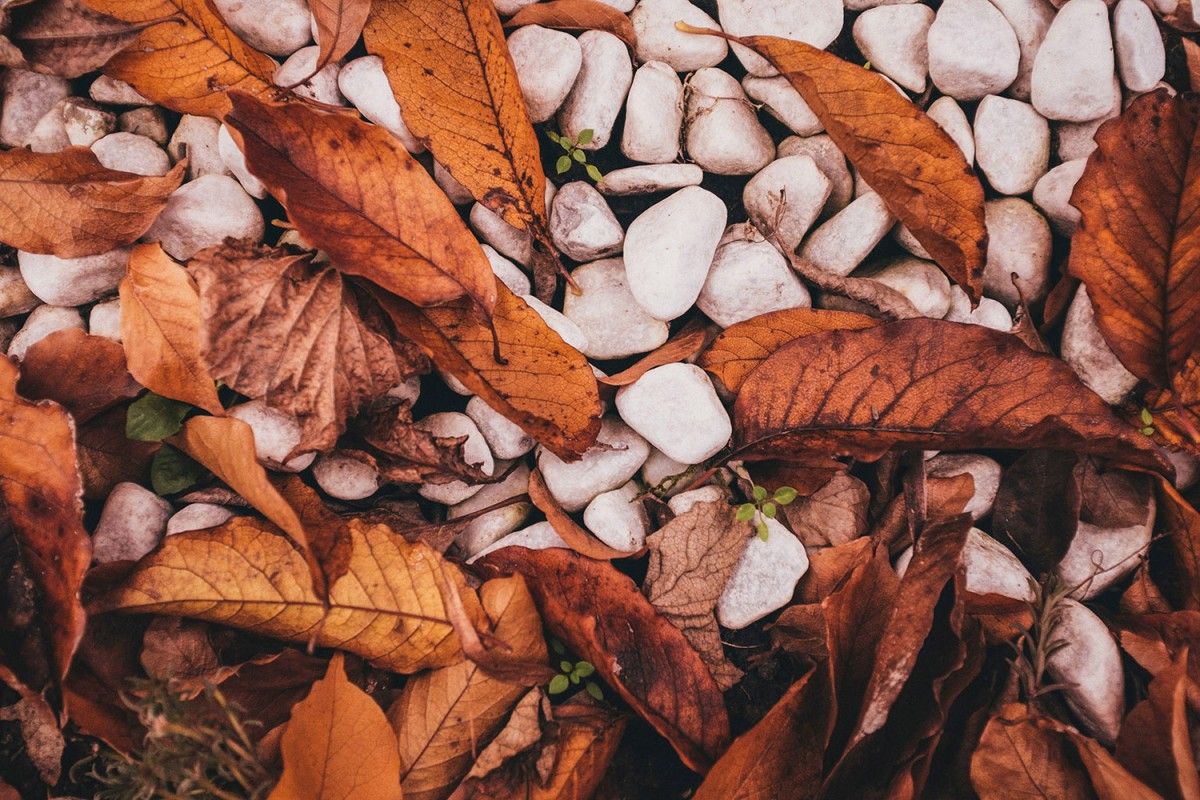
793,536,874,605
528,468,637,559
2,0,161,77
784,472,870,547
86,0,276,117
308,0,371,78
477,547,729,772
270,653,403,800
0,691,64,785
1115,653,1200,800
0,147,183,258
1069,731,1163,800
643,500,750,690
358,402,495,485
969,704,1093,800
992,450,1082,575
17,328,141,424
94,516,486,673
1154,479,1200,611
598,321,709,388
76,406,157,500
505,0,636,47
463,688,547,781
225,93,499,314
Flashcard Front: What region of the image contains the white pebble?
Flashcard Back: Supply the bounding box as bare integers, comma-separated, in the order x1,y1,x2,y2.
338,57,424,153
1113,0,1165,92
1046,599,1124,744
743,155,833,256
926,454,1002,520
743,76,823,137
217,125,267,198
800,192,895,277
685,68,775,176
508,25,583,123
451,462,532,557
597,163,704,195
859,257,953,318
549,181,623,262
853,5,935,92
718,0,844,76
944,287,1013,330
415,412,495,505
482,244,531,295
927,0,1021,100
562,257,669,359
466,396,535,460
312,451,381,500
166,503,235,535
468,521,567,564
982,198,1052,307
7,305,84,361
212,0,312,56
631,0,728,72
144,175,265,261
1032,158,1087,236
91,132,170,176
927,96,975,163
584,482,649,552
716,519,808,629
559,31,634,151
1061,285,1138,405
699,238,811,328
93,482,172,562
17,248,128,307
88,299,122,341
1031,0,1118,121
616,363,732,465
777,135,853,215
227,400,317,472
537,417,650,512
973,95,1050,195
622,61,685,164
990,0,1056,100
274,46,344,106
167,115,229,180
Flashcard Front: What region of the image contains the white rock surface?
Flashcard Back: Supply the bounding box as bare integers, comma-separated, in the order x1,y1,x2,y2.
1031,0,1118,121
974,95,1050,195
0,268,38,319
217,125,267,198
584,482,649,552
451,462,532,558
144,175,265,260
88,299,122,341
92,482,172,563
623,186,727,321
616,364,731,464
312,452,381,500
563,258,669,359
944,287,1014,330
470,203,532,265
508,25,583,123
468,521,568,564
559,31,634,151
415,412,495,505
550,182,624,262
1033,158,1087,236
961,528,1036,600
166,503,235,536
991,0,1056,100
482,245,530,296
860,257,953,318
275,46,344,105
18,248,127,307
743,76,823,137
28,103,70,153
801,192,895,277
119,107,169,145
685,68,775,176
622,61,685,163
494,0,537,13
667,485,726,515
537,417,650,512
717,519,808,629
227,400,317,472
1046,598,1124,744
927,0,1021,100
62,99,115,147
777,135,854,215
598,164,704,195
1114,0,1165,91
893,222,933,260
1055,78,1121,160
434,162,474,205
521,294,589,352
89,76,151,106
7,306,84,361
467,396,535,460
982,198,1053,307
212,0,311,56
927,97,975,163
853,5,934,92
91,132,171,176
643,448,690,494
1061,285,1139,404
631,0,728,72
718,0,843,76
926,454,1003,520
168,115,229,179
1058,507,1154,599
338,57,424,153
0,70,69,148
699,238,811,327
744,155,833,256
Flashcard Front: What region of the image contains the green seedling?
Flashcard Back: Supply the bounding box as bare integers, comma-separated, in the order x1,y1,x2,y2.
1139,407,1156,437
735,480,798,541
547,129,603,183
548,638,604,701
126,392,194,442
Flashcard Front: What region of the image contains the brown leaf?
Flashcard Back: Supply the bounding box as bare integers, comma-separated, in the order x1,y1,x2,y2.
733,319,1169,473
0,147,183,258
0,691,64,785
309,0,371,77
270,653,403,800
463,687,547,781
17,329,141,424
120,243,223,415
389,575,547,800
379,286,602,460
0,357,90,688
1115,653,1200,800
94,516,487,673
3,0,160,77
528,468,637,560
138,616,219,685
643,500,751,690
505,0,636,47
76,407,156,500
597,321,709,388
784,471,870,547
1184,38,1200,92
191,241,417,453
477,547,730,772
794,536,874,605
86,0,276,117
969,704,1093,800
225,93,498,314
698,307,876,394
1154,478,1200,611
678,25,987,300
358,403,494,485
1070,732,1163,800
992,450,1082,576
1068,91,1200,391
926,472,976,520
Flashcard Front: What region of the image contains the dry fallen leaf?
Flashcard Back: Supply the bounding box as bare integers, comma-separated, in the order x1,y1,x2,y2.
505,0,636,47
308,0,371,79
1115,653,1200,800
1069,731,1163,800
642,500,750,690
0,147,183,258
1,0,160,77
1154,479,1200,611
270,653,403,800
94,515,486,673
225,93,499,314
358,402,495,485
793,536,874,605
75,406,157,500
598,321,709,388
17,328,141,424
991,450,1082,575
784,472,870,547
463,687,547,781
120,243,223,415
528,467,637,560
0,691,64,785
86,0,276,117
969,704,1093,800
1184,38,1200,91
477,547,730,772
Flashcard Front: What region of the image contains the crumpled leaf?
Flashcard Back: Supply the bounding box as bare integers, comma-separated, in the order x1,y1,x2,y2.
991,450,1082,575
1115,653,1200,800
120,243,223,415
2,0,162,77
138,616,220,687
358,402,494,485
18,328,141,424
0,691,64,785
270,653,403,800
191,241,422,454
0,148,183,258
86,0,276,117
1068,90,1200,392
528,467,637,559
76,406,157,500
477,547,729,772
642,500,750,690
784,472,870,547
388,575,547,800
678,25,987,300
225,93,498,314
734,319,1170,474
309,0,371,78
464,688,547,781
94,515,487,674
793,536,874,605
969,704,1093,800
505,0,636,47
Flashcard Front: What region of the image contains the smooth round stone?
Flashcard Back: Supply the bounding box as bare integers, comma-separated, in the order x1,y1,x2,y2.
18,248,128,307
386,375,421,406
1059,514,1154,600
800,192,895,277
212,0,311,56
699,238,811,328
624,186,727,322
631,0,728,72
227,400,317,472
144,175,265,261
667,485,726,515
88,299,122,341
28,103,70,153
467,521,568,564
562,258,669,359
853,5,934,92
973,95,1050,195
892,222,933,260
312,452,381,501
274,46,344,106
415,412,495,505
508,25,582,123
927,0,1021,100
685,68,775,176
615,363,732,464
990,0,1056,100
743,76,823,137
119,107,168,145
1045,599,1124,744
1031,0,1118,121
451,462,532,558
494,0,537,12
481,244,530,295
470,203,532,265
217,124,267,198
91,132,170,176
944,287,1013,330
0,70,69,148
927,96,975,163
584,482,649,553
1033,158,1087,236
559,31,634,151
777,135,853,215
926,454,1002,520
89,76,151,106
1113,0,1165,92
716,519,809,629
0,267,37,318
859,257,953,318
7,305,84,361
1055,78,1121,160
62,99,114,147
718,0,843,76
642,447,689,494
597,163,704,195
982,198,1052,307
960,528,1036,600
167,115,229,179
338,57,424,153
537,417,650,512
92,482,172,562
466,396,535,460
549,181,623,262
166,503,234,536
622,61,685,164
744,155,833,256
1061,285,1138,404
521,294,589,353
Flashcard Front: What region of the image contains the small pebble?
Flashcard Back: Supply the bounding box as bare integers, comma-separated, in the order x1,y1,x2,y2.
925,454,1003,520
451,462,533,557
685,68,775,176
92,132,171,176
800,192,895,277
522,294,589,352
1061,285,1139,404
944,287,1014,330
1113,0,1165,92
89,76,151,106
597,164,704,195
1046,599,1124,744
144,175,265,261
274,46,344,106
167,115,230,179
1,70,69,147
699,237,811,328
584,482,649,552
88,299,122,341
716,519,809,629
17,248,128,307
482,244,531,295
858,257,953,318
218,125,267,198
338,56,424,153
562,257,669,359
166,503,235,536
853,4,935,92
743,155,833,256
559,31,634,151
226,400,317,472
990,0,1057,100
1031,0,1118,121
973,95,1050,195
631,0,728,72
508,25,583,123
927,96,975,163
1032,158,1087,236
466,396,535,460
537,417,650,512
312,451,381,500
468,521,567,564
7,306,84,361
0,268,39,318
62,99,115,147
212,0,312,56
718,0,844,76
118,107,169,145
776,135,854,215
643,448,689,494
743,76,823,137
927,0,1021,100
982,198,1053,307
667,485,726,515
549,182,624,262
92,482,172,562
470,203,532,265
622,61,685,164
415,412,496,505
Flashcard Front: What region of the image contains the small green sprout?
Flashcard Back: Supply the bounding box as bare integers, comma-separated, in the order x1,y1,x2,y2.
547,129,603,183
548,639,603,700
1139,407,1155,437
736,483,798,541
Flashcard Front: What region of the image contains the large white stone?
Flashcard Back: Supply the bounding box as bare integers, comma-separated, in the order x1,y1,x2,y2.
622,61,685,164
1113,0,1165,91
699,238,811,328
144,175,265,260
717,519,808,629
743,76,823,137
451,462,533,557
467,521,568,564
991,0,1056,100
537,417,650,512
1046,599,1124,744
227,400,316,472
212,0,311,56
776,135,853,216
927,0,1021,100
982,198,1053,307
1061,286,1138,404
563,258,669,359
17,248,128,307
685,68,775,176
743,155,833,256
631,0,728,72
549,182,624,262
800,192,895,277
338,56,424,152
167,115,229,180
858,257,953,318
93,482,173,562
1031,0,1118,121
928,97,975,163
7,305,84,361
718,0,843,76
312,452,381,501
559,31,634,151
944,287,1013,330
508,25,583,123
584,482,649,552
415,412,496,505
616,363,731,464
853,5,934,92
973,95,1050,195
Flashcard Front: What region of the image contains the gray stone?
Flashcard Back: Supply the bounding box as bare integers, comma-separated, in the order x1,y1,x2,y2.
144,175,265,260
434,162,474,204
212,0,312,56
1033,158,1087,236
685,68,774,175
559,31,634,151
800,192,895,277
7,305,84,361
466,396,535,460
451,461,532,557
742,76,823,137
699,237,811,327
415,412,495,505
991,0,1056,100
597,163,704,195
226,400,317,472
338,56,424,152
974,95,1050,195
17,248,128,307
1046,599,1124,744
982,198,1052,307
62,99,115,147
622,61,684,164
776,135,853,216
718,0,843,76
927,0,1021,100
1114,0,1165,91
631,0,728,72
563,258,669,359
1061,285,1138,404
853,4,934,92
537,417,650,511
743,155,832,256
584,482,649,552
92,132,171,176
1,70,69,147
312,452,381,500
89,76,151,106
549,181,624,262
166,503,234,535
616,363,731,464
27,103,70,153
118,107,169,145
716,519,808,629
167,115,230,179
1031,0,1118,121
92,482,172,562
508,25,583,123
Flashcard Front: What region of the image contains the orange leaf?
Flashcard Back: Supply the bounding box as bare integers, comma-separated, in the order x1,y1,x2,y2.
678,24,987,300
734,319,1170,473
1115,653,1200,800
119,243,223,415
1068,90,1200,391
225,93,498,314
1069,732,1163,800
1184,38,1200,92
85,0,275,117
17,329,141,424
598,321,709,387
270,653,403,800
1156,478,1200,611
0,147,183,258
309,0,371,76
505,0,636,48
528,468,636,560
969,704,1093,800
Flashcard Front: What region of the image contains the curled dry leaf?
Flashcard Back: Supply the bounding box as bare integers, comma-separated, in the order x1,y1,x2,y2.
94,516,486,673
270,653,403,800
1184,38,1200,92
86,0,275,117
1069,731,1163,800
0,358,90,688
120,243,223,415
969,704,1093,800
528,467,637,560
734,319,1170,473
991,450,1082,575
1068,91,1200,392
463,687,547,781
358,402,495,485
308,0,371,78
225,93,498,314
1153,478,1200,611
793,536,874,605
643,500,751,690
76,407,156,500
191,241,422,454
1,0,161,78
505,0,637,47
476,547,730,772
378,286,602,460
388,576,547,800
784,471,870,547
0,147,183,258
1115,653,1200,800
17,328,141,424
598,321,709,388
678,25,987,300
786,252,923,319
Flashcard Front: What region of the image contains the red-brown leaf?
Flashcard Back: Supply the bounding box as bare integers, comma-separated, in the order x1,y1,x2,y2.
17,329,141,424
505,0,636,48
